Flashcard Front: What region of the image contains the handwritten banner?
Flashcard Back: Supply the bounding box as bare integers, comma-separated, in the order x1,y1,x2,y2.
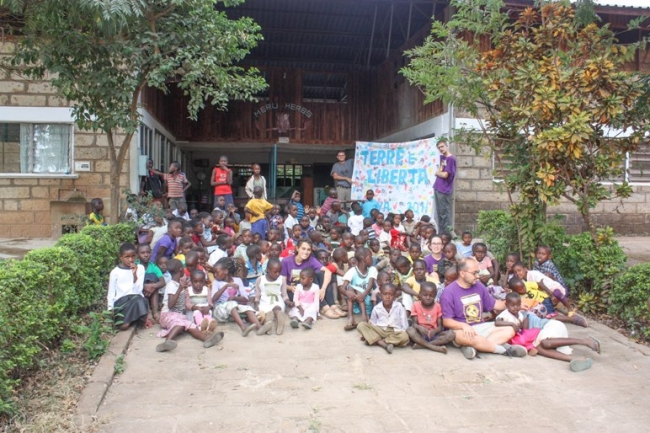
351,139,440,218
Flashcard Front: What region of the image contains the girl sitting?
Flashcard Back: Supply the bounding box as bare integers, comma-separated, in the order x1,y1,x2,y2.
187,269,217,332
107,242,151,330
289,268,320,330
253,258,291,335
156,259,224,352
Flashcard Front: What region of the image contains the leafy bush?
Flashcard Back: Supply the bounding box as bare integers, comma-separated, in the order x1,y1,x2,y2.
0,224,134,416
609,263,650,340
476,210,518,265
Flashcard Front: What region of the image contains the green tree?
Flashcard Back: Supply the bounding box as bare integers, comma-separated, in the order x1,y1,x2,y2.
402,0,649,247
6,0,266,223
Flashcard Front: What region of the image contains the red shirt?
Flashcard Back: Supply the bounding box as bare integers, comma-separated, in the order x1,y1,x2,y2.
411,301,442,330
213,167,233,196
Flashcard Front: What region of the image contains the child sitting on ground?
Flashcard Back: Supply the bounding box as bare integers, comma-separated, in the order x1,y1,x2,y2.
357,283,409,354
495,292,541,355
108,242,150,330
186,269,217,332
437,266,458,303
253,258,290,335
471,243,494,285
156,259,224,352
340,248,377,331
501,252,520,287
210,257,271,336
289,268,320,330
455,230,474,258
136,243,166,323
406,282,455,353
437,243,458,282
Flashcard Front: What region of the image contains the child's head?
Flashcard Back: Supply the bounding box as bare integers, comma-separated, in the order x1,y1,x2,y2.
215,195,226,209
328,187,338,198
178,236,194,255
472,242,487,262
404,209,414,221
341,232,354,248
379,283,397,308
363,217,373,229
331,200,341,212
506,252,520,272
271,204,281,215
195,249,206,267
461,230,473,246
420,215,431,224
222,217,234,229
368,238,381,253
299,215,311,228
156,255,168,273
512,261,528,279
351,202,362,215
382,220,392,232
167,219,183,239
505,292,522,316
137,243,152,264
292,224,303,239
252,185,264,198
375,213,384,225
419,282,438,307
308,207,317,220
268,242,282,259
308,230,322,244
168,161,180,173
185,250,199,271
354,247,373,267
299,268,315,287
181,221,193,236
252,232,262,244
444,266,458,285
177,203,188,216
190,218,204,235
219,155,228,168
189,208,198,219
508,277,527,295
265,258,282,281
413,259,427,280
392,214,402,226
330,226,342,241
359,229,369,242
199,212,212,226
424,225,436,241
409,243,422,261
365,189,375,201
166,258,183,277
389,248,402,265
429,236,443,254
90,198,104,213
252,163,261,175
246,244,262,262
536,245,552,264
258,240,270,255
241,229,252,245
353,235,365,250
288,204,298,218
213,257,237,280
316,249,330,266
226,202,238,214
376,270,391,287
118,242,137,267
212,209,224,225
332,247,349,265
440,233,452,246
267,228,281,242
216,234,232,251
320,215,331,229
394,256,411,276
443,243,457,260
190,269,206,290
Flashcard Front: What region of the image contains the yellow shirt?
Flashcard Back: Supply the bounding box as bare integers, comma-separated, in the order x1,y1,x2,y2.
525,281,548,302
246,198,273,224
404,275,438,294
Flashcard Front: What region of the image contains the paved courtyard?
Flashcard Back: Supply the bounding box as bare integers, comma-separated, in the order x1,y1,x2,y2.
96,317,650,433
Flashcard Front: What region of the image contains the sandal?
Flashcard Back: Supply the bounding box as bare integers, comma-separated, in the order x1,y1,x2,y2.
333,305,348,317
572,314,588,328
344,323,357,331
321,307,340,319
589,336,602,354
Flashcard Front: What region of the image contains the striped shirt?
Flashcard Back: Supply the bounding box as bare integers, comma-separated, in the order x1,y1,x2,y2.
163,173,187,198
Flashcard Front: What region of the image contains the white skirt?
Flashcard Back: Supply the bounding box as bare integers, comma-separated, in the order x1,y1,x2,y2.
533,320,572,355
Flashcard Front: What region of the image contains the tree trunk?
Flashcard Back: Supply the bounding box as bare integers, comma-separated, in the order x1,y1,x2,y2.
106,130,135,224
581,207,597,243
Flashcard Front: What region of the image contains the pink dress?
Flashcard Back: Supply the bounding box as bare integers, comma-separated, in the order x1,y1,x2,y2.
289,283,319,322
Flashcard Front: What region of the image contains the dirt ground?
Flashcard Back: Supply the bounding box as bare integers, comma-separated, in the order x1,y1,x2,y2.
96,316,650,433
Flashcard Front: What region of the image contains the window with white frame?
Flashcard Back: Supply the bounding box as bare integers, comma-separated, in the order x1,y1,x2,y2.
0,122,72,174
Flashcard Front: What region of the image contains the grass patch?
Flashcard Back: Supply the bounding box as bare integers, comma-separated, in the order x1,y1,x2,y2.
352,382,373,391
114,354,125,376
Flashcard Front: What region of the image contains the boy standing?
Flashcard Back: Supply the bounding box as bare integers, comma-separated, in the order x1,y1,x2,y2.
433,139,456,234
245,186,273,239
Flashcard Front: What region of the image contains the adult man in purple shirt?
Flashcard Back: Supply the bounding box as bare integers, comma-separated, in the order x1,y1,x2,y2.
440,258,527,359
433,139,456,234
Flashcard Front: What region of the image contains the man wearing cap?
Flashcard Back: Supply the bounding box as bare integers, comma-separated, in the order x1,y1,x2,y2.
331,150,354,205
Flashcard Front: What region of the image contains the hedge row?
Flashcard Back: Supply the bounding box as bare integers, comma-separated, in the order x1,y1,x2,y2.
0,224,134,415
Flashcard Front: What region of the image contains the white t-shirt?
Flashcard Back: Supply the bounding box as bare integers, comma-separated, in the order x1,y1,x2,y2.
343,266,378,293
496,309,525,326
348,214,365,236
208,247,228,267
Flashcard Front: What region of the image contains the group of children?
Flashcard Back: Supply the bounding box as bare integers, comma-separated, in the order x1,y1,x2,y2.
105,186,595,369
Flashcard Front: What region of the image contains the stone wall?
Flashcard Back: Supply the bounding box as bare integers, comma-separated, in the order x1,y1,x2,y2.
453,144,650,236
0,40,131,239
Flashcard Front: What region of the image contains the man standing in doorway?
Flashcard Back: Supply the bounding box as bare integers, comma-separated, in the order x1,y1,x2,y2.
331,150,354,205
433,139,456,234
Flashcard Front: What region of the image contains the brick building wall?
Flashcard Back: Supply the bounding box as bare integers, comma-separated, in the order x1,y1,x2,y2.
0,41,132,239
453,144,650,235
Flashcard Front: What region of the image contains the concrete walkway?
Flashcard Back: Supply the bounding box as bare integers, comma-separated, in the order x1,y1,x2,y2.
95,317,650,433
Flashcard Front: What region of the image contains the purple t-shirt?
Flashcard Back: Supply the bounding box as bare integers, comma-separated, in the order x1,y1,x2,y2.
440,280,495,325
433,154,456,195
151,233,176,262
281,255,324,286
423,254,442,274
